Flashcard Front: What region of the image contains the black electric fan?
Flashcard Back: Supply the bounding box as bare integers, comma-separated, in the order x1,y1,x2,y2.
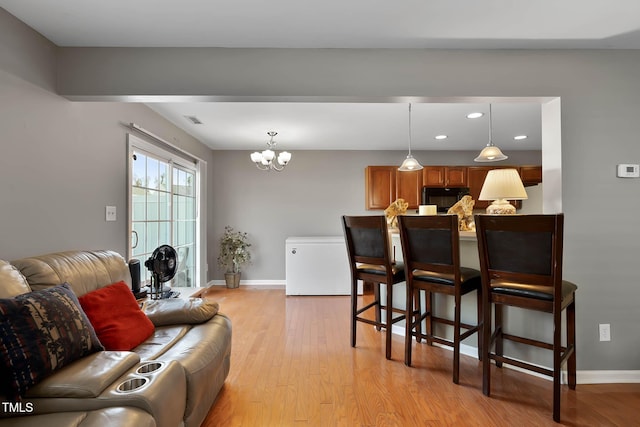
144,245,179,299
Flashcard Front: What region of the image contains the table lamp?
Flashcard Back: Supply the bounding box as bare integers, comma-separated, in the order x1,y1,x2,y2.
478,168,528,214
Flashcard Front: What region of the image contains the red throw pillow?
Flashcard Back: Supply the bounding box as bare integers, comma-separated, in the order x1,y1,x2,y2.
79,281,154,351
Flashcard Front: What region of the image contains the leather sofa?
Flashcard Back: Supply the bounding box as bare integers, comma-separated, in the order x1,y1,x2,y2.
0,250,232,427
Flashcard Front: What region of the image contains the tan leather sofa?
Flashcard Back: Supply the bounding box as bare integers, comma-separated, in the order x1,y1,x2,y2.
0,250,232,427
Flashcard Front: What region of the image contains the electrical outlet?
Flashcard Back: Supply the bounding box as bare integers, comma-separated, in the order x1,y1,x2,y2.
599,323,611,342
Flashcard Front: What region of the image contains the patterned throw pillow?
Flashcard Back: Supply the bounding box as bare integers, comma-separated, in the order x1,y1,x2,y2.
0,283,104,399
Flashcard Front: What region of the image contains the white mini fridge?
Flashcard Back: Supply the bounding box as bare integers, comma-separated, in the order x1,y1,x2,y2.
285,236,352,296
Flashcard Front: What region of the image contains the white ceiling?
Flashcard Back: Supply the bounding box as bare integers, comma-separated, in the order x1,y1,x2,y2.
3,0,639,151
148,101,542,151
3,1,640,49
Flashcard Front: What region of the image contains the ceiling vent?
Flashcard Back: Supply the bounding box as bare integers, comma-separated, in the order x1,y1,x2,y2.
184,115,203,125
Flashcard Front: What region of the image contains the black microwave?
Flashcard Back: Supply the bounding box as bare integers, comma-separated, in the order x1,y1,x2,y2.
421,187,469,213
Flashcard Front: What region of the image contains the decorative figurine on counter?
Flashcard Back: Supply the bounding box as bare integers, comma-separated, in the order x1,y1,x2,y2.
447,195,476,231
385,198,409,229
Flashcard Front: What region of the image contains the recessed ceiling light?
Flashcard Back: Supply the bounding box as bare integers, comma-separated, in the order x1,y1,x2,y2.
514,135,528,140
466,112,484,119
434,135,448,140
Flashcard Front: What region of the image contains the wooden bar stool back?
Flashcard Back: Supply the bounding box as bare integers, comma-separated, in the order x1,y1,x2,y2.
342,215,405,360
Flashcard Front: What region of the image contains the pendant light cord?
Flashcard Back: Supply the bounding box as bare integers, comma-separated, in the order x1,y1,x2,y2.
408,103,412,155
488,104,493,146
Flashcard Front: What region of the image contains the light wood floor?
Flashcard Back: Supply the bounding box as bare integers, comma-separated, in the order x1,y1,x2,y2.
201,287,640,426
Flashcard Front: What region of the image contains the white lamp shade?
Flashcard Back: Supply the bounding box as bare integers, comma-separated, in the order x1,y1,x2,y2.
262,149,275,161
250,152,262,163
478,168,528,201
398,155,423,171
278,151,292,164
474,145,508,162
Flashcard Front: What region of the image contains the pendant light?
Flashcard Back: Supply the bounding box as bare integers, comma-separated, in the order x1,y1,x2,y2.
474,104,508,162
399,103,423,171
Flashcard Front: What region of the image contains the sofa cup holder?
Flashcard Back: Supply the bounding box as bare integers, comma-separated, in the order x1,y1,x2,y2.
116,377,149,393
136,361,165,375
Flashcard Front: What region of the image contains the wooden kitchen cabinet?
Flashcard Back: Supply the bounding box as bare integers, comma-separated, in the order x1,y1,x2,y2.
365,166,396,210
396,169,423,209
519,165,543,186
367,164,539,211
365,166,422,210
467,167,492,210
445,166,467,187
422,166,446,187
422,166,468,187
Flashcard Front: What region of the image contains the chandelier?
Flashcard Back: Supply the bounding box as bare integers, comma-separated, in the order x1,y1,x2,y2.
250,131,292,172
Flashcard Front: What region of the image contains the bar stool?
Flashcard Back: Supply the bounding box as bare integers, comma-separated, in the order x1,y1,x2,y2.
398,214,482,384
342,215,405,360
475,213,577,422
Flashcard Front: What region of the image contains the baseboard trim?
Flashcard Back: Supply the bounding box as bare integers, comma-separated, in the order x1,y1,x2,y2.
576,370,640,384
207,280,285,289
390,324,640,385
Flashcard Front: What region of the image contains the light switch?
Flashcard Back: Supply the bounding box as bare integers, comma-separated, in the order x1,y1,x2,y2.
617,164,640,178
106,206,117,222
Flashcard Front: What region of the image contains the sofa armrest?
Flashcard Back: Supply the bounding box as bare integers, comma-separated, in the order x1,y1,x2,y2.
25,352,140,399
142,298,219,326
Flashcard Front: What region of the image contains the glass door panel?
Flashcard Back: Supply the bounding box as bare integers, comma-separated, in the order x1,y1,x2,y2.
130,147,198,287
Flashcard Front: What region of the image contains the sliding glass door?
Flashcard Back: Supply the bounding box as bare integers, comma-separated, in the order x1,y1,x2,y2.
128,135,199,287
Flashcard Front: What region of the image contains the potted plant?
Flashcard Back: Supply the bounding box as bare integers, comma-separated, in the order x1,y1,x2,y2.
217,226,252,288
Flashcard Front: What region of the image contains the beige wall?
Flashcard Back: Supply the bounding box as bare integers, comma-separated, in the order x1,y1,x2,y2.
0,69,214,264
0,11,214,267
